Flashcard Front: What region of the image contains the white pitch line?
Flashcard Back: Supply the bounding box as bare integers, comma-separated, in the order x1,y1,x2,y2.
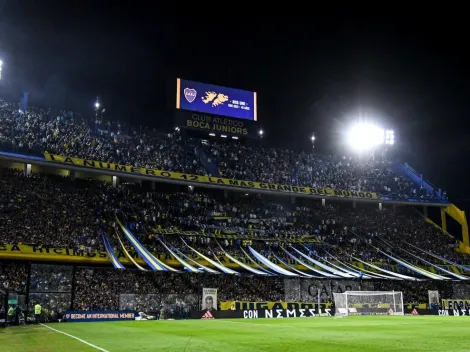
40,323,110,352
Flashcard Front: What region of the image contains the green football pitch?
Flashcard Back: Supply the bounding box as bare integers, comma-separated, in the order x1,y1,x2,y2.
0,316,468,352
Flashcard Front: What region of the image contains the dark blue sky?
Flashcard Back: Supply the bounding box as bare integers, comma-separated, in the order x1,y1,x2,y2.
1,4,470,206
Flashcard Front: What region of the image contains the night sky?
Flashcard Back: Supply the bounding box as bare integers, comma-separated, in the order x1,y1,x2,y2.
1,4,470,210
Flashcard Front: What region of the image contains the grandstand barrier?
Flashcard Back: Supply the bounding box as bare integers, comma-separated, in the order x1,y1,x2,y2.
64,310,138,322
189,308,334,320
0,151,451,205
1,244,467,275
437,309,470,316
191,308,470,319
219,301,329,311
42,152,380,201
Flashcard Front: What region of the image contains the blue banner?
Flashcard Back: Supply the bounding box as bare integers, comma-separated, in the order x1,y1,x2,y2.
176,78,257,121
64,310,138,322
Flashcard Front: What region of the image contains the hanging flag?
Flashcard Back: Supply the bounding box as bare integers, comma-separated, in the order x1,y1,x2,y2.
247,246,298,276
282,248,338,277
290,247,351,277
220,248,269,275
378,250,448,280
116,216,178,272
180,238,238,274
352,256,418,280
102,232,125,269
398,246,468,280
240,247,276,275
406,242,470,273
115,229,147,271
323,251,387,279
172,247,219,274
271,252,319,278
300,245,359,278
158,239,199,273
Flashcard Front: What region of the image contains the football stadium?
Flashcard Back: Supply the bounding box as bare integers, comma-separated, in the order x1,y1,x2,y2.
2,9,470,352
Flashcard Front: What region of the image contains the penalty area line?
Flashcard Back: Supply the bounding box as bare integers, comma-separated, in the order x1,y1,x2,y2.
40,323,110,352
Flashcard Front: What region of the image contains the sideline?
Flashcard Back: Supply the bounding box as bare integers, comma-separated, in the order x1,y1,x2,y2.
40,323,110,352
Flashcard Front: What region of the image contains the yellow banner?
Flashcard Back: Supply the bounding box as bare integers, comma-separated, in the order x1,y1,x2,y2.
0,244,314,269
0,244,462,277
220,301,332,311
44,153,379,200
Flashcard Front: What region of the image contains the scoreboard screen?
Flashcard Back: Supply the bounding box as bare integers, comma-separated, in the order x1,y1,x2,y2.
176,78,257,121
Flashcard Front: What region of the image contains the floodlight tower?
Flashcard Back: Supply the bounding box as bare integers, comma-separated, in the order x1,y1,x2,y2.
94,97,101,120
346,123,395,161
310,133,316,152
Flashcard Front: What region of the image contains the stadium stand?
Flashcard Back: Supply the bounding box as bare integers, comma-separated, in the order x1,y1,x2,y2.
0,99,468,323
0,99,442,200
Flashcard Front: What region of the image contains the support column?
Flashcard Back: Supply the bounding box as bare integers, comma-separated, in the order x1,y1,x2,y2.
352,201,356,209
70,266,76,310
423,206,428,218
321,199,326,207
112,176,119,187
378,203,382,211
440,208,447,232
25,262,32,322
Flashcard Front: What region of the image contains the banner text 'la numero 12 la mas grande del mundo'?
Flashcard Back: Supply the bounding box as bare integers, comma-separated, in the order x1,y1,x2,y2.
44,153,379,200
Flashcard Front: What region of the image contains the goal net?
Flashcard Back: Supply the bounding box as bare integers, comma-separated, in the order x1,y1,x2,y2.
333,291,404,316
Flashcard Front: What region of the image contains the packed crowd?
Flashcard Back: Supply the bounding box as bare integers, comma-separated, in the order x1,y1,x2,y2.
0,99,440,200
0,169,101,249
0,169,465,268
198,140,436,200
0,99,465,318
74,268,284,312
0,262,27,292
0,100,204,174
3,263,470,316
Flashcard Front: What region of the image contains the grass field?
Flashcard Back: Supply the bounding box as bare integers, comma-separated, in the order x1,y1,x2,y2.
0,316,468,352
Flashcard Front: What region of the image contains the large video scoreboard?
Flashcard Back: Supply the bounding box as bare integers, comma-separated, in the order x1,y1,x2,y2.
175,78,259,138
176,78,257,121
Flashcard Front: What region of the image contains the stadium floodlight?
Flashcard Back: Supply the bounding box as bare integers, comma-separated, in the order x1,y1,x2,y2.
385,129,395,145
221,134,227,138
259,129,264,136
311,134,316,142
209,133,215,137
95,102,100,109
347,123,385,152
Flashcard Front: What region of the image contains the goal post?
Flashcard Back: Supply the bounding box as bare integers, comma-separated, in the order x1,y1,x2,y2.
333,291,404,316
